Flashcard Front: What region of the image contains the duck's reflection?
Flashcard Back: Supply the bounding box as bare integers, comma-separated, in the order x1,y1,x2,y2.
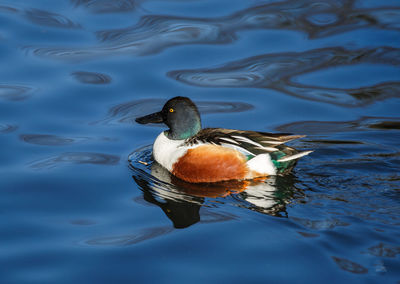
130,149,298,228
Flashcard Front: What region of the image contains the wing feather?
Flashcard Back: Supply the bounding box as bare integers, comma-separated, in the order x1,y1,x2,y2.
185,128,306,157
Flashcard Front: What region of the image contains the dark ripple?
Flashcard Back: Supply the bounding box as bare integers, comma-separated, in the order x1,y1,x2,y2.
292,217,349,230
30,152,120,169
367,243,400,258
71,71,111,84
0,84,34,101
276,116,400,135
332,257,368,274
169,47,400,107
28,0,400,60
71,0,138,14
24,9,80,29
0,124,18,134
20,134,82,146
94,98,253,125
368,121,400,130
84,226,173,246
0,5,18,13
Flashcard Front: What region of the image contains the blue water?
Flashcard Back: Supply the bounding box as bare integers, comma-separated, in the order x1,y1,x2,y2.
1,0,400,283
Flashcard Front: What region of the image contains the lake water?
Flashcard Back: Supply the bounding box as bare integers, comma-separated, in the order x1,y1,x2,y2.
1,0,399,283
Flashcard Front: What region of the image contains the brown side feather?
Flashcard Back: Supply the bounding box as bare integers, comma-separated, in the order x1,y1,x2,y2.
172,145,249,183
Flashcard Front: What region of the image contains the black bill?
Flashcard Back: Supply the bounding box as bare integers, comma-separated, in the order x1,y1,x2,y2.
135,111,163,124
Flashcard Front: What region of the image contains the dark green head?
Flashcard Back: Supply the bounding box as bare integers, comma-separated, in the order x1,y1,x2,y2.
135,96,202,140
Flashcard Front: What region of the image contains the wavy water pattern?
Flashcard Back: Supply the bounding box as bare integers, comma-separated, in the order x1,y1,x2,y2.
29,152,120,169
0,124,18,134
169,47,400,107
0,84,34,101
95,98,253,125
84,226,173,246
26,0,400,60
276,116,400,134
71,71,111,84
71,0,138,14
24,9,81,29
20,134,90,146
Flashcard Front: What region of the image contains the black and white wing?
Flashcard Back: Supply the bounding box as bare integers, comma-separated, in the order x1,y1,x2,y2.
185,128,307,157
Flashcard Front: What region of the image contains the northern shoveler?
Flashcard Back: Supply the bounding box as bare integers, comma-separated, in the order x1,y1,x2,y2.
136,96,312,183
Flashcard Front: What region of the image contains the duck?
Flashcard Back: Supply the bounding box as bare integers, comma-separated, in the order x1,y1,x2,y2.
135,96,312,183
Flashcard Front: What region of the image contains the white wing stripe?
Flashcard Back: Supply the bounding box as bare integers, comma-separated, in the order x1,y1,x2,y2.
261,140,285,145
277,151,313,162
231,135,263,147
255,146,278,152
219,137,240,145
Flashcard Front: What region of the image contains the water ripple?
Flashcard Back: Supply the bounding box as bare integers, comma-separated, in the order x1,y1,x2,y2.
94,98,253,125
366,243,400,258
26,0,400,60
0,84,34,101
71,71,112,84
84,226,173,246
30,152,120,169
169,47,400,107
0,124,18,134
276,116,400,135
20,134,87,146
71,0,138,14
24,9,81,29
332,257,368,274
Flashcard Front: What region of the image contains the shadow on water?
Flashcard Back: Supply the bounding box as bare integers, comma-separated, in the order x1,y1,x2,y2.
128,146,302,229
23,0,400,60
168,46,400,107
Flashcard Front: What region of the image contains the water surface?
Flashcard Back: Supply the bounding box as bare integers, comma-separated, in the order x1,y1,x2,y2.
0,0,399,283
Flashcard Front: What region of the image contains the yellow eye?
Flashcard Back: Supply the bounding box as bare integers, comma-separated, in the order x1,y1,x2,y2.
169,108,174,113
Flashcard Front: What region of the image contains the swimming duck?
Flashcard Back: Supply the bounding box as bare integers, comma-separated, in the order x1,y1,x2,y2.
136,96,312,183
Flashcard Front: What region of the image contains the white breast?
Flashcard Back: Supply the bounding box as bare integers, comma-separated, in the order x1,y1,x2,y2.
152,132,190,171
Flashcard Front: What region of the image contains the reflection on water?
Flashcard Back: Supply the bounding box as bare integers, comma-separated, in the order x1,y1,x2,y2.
129,145,300,228
29,152,120,169
25,0,400,60
169,47,400,107
95,98,253,125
